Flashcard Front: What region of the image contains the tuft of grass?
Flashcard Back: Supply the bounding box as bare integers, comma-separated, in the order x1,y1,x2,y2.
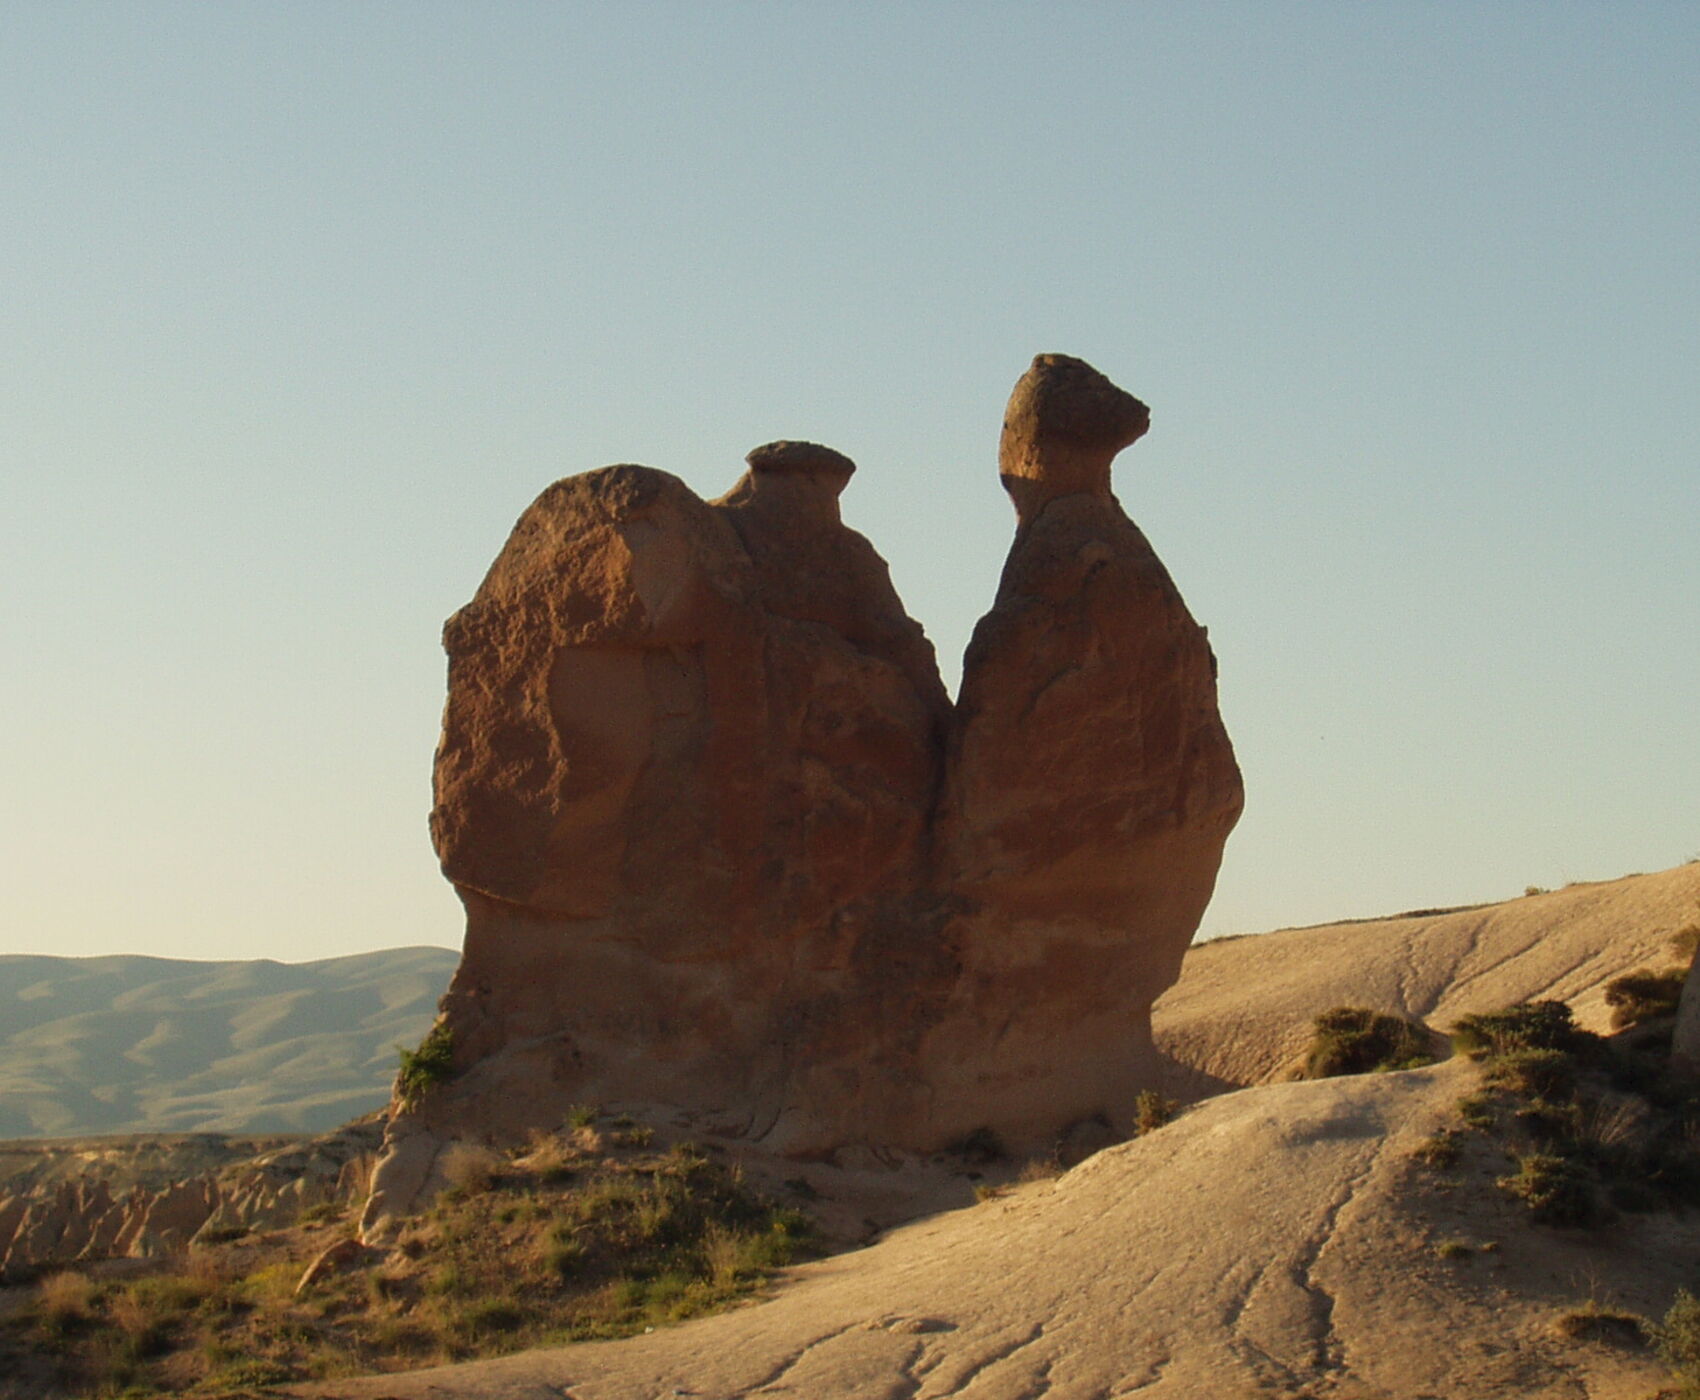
1456,1094,1497,1129
439,1142,502,1195
395,1021,455,1111
564,1103,600,1130
1553,1304,1647,1346
1133,1090,1179,1135
1434,1238,1473,1260
1481,1049,1579,1101
1604,969,1685,1030
1452,1001,1588,1059
35,1271,97,1335
1498,1152,1599,1226
1412,1129,1462,1170
1654,1288,1700,1398
1302,1007,1436,1078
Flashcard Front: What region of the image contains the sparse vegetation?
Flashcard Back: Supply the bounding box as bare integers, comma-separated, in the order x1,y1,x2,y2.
394,1021,456,1111
1133,1090,1179,1135
1411,1129,1462,1170
0,1126,816,1397
1432,995,1700,1229
1497,1152,1599,1226
1552,1302,1647,1346
1301,1006,1436,1078
1433,1238,1473,1260
1451,1000,1585,1059
1654,1289,1700,1399
1604,969,1685,1030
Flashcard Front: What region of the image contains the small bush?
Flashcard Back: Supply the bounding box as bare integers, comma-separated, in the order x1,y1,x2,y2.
1456,1095,1497,1129
1482,1049,1579,1101
1553,1305,1647,1346
1452,1001,1585,1059
396,1021,455,1110
1604,969,1685,1030
1133,1090,1179,1135
1412,1130,1462,1169
1654,1288,1700,1397
440,1142,502,1194
1498,1152,1598,1226
565,1103,600,1130
1434,1238,1473,1260
36,1271,96,1332
1302,1007,1436,1078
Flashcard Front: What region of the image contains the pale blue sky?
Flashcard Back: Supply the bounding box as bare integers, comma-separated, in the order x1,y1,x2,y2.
4,3,1696,962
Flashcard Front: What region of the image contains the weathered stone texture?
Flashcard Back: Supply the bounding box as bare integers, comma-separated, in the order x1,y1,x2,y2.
379,356,1242,1222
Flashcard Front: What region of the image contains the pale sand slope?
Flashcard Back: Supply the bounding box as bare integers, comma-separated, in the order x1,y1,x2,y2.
297,1059,1689,1400
1155,862,1700,1095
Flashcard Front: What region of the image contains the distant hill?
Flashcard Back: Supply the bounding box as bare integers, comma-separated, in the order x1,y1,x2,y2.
0,947,459,1138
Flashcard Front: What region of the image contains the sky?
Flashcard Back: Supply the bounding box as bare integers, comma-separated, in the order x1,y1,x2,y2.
4,2,1696,964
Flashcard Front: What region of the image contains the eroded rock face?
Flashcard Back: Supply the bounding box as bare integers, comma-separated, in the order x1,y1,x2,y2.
0,1122,381,1278
928,356,1245,1141
382,357,1241,1220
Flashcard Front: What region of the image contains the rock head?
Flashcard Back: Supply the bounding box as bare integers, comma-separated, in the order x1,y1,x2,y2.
365,356,1241,1230
998,353,1151,522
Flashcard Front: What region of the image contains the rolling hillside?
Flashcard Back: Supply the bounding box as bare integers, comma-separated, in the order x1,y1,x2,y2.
0,947,458,1138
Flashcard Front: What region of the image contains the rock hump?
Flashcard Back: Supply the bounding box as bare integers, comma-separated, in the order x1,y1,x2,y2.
367,356,1242,1227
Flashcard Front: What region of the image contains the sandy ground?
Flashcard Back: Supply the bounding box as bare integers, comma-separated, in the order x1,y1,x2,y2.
1155,862,1700,1095
291,1055,1689,1400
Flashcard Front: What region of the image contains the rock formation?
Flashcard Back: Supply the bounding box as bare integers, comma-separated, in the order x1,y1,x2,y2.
368,354,1242,1227
0,1121,381,1279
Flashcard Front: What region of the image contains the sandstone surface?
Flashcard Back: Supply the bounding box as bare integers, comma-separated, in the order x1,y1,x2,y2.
1153,861,1700,1096
928,354,1244,1141
378,356,1241,1220
299,1062,1689,1400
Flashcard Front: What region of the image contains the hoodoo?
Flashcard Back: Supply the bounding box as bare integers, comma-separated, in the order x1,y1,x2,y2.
364,356,1242,1231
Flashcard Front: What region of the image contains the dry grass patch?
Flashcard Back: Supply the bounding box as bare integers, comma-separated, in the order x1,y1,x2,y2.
0,1129,816,1398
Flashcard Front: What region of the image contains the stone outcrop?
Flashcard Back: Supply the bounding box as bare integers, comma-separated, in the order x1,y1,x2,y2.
374,354,1242,1224
0,1121,381,1278
926,355,1245,1139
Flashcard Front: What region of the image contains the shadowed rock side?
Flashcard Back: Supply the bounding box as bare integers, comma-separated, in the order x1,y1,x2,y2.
370,357,1240,1228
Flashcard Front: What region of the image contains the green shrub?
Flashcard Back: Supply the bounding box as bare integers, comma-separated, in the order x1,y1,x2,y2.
1302,1007,1436,1078
395,1021,455,1110
1654,1288,1700,1398
1483,1049,1579,1102
1133,1090,1179,1135
1456,1095,1497,1129
1604,969,1685,1030
1452,1001,1586,1059
1412,1130,1462,1169
1497,1152,1598,1226
1434,1238,1473,1260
